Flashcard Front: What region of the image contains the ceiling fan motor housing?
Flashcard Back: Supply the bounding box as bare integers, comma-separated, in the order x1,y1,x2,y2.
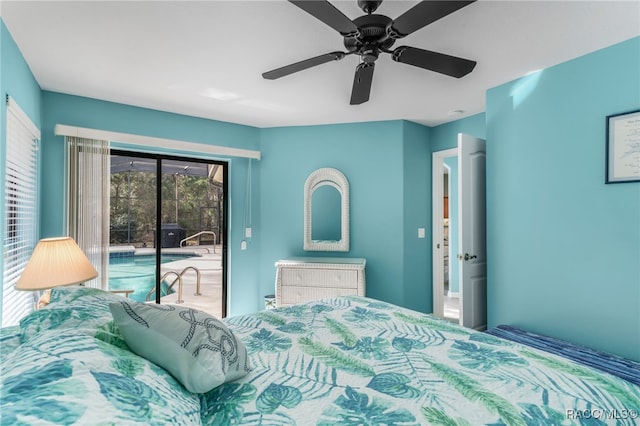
344,14,395,62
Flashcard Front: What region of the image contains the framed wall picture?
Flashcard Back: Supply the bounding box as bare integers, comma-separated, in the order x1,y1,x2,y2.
606,109,640,183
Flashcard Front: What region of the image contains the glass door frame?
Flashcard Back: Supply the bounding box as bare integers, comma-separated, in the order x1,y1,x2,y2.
110,149,229,317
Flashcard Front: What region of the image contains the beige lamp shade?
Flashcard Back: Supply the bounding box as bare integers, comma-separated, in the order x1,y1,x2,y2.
16,237,99,291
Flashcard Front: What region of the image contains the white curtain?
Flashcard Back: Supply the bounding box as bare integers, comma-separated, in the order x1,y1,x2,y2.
67,137,110,289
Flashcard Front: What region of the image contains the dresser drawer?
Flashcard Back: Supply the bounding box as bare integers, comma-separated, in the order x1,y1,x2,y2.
280,286,360,306
274,257,366,307
280,268,358,289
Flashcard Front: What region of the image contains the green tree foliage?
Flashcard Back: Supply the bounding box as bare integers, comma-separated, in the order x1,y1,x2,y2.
110,170,222,246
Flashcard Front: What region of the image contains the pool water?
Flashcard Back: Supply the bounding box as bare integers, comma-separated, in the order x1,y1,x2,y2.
109,254,196,302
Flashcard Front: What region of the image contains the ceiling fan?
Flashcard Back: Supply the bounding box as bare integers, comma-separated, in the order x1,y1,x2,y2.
262,0,477,105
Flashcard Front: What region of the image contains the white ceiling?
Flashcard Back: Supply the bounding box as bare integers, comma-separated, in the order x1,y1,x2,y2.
2,1,639,128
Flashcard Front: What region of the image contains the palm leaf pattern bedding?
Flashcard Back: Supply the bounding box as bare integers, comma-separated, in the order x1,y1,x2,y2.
218,297,639,425
1,287,638,425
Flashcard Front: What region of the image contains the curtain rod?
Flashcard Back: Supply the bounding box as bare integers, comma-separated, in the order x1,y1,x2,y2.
54,124,261,160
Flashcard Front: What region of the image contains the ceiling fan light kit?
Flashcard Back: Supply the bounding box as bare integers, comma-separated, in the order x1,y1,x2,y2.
263,0,477,105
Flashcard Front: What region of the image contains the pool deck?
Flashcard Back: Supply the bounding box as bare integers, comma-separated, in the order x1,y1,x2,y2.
127,245,223,318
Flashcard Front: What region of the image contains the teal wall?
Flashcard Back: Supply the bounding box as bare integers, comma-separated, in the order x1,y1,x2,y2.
486,36,640,362
40,92,262,316
0,19,42,325
430,112,486,152
259,120,432,313
0,21,41,124
402,121,432,313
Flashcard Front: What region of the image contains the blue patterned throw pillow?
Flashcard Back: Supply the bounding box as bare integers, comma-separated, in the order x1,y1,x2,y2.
109,301,251,393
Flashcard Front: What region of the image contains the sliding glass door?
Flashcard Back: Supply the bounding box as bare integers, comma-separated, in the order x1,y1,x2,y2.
109,151,227,318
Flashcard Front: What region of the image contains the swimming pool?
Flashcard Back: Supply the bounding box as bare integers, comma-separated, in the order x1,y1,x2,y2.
109,253,197,302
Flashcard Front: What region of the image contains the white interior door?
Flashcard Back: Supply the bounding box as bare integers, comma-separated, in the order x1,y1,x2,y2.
458,134,487,330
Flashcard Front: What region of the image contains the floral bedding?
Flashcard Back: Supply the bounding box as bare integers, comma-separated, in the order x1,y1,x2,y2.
2,286,639,425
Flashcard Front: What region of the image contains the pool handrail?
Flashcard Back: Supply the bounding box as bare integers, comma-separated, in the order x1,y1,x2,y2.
178,266,202,296
145,266,202,303
180,231,217,253
146,271,183,303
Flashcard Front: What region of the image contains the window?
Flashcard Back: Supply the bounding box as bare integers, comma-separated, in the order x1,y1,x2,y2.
2,97,40,327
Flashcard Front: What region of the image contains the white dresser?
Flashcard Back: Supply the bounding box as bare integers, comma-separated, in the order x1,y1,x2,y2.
275,257,366,307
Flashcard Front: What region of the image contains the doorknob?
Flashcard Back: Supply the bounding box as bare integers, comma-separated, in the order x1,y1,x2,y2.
458,253,477,261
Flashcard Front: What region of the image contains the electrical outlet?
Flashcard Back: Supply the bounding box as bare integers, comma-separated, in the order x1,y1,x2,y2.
241,240,247,250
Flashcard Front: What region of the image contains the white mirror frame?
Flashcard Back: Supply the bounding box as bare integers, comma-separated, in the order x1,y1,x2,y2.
304,168,349,252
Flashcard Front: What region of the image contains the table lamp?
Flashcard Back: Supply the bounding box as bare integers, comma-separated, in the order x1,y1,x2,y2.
16,236,98,291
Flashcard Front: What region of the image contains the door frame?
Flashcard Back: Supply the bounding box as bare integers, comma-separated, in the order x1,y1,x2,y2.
432,147,457,320
110,149,229,317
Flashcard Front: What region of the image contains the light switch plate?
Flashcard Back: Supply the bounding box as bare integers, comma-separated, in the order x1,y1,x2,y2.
418,228,426,238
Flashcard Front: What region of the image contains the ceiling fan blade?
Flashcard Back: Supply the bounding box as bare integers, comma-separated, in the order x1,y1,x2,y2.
262,52,346,80
388,1,475,39
350,62,375,105
392,46,476,78
289,1,359,37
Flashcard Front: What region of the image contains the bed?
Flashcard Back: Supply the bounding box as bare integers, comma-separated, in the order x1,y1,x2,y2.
1,285,638,425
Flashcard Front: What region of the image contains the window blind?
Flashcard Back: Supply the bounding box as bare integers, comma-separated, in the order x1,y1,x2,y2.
3,97,40,327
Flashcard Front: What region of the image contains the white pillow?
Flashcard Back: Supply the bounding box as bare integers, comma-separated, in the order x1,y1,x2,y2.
109,300,251,393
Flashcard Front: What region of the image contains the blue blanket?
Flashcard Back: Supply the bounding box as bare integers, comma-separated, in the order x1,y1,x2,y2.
486,324,640,386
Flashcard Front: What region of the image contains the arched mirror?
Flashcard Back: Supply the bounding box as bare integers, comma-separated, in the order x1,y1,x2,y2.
304,168,349,251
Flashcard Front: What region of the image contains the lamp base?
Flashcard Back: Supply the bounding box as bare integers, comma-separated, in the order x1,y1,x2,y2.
37,289,51,309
